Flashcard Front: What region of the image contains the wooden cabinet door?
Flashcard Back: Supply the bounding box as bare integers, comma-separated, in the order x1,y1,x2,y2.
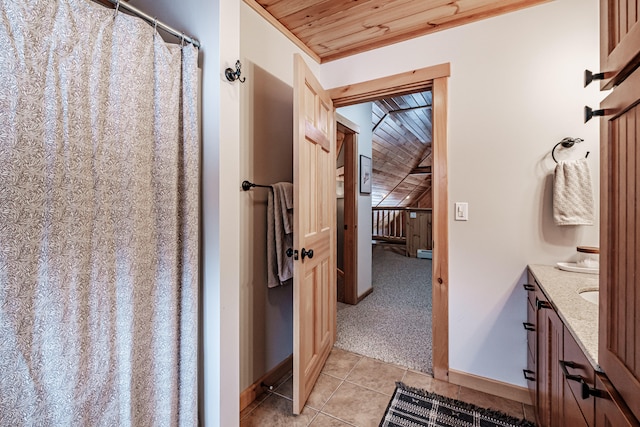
563,378,590,427
600,0,640,88
537,295,564,427
562,331,596,426
599,66,640,423
595,374,640,427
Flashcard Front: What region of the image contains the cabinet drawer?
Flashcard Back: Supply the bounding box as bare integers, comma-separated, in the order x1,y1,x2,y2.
561,329,595,427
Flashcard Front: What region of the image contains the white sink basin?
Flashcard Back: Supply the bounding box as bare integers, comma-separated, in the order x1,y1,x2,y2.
579,289,599,305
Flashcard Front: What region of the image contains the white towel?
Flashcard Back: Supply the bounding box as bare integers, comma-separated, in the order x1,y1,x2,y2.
267,182,294,287
553,158,594,226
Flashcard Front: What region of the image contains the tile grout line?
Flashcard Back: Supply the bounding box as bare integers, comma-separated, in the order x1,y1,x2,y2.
310,354,364,425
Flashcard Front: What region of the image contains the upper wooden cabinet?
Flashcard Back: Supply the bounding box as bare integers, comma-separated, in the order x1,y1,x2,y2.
600,0,640,88
599,0,640,422
599,66,640,423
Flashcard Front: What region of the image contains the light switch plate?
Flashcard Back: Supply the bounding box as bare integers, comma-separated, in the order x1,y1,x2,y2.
455,202,468,221
410,212,417,219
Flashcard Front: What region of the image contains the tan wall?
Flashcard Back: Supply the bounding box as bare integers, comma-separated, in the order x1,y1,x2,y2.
239,3,322,391
239,64,294,389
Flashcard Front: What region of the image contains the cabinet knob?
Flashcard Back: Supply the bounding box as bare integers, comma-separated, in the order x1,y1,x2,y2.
536,297,552,310
523,322,536,331
584,69,606,87
523,369,535,382
523,284,535,292
584,106,606,123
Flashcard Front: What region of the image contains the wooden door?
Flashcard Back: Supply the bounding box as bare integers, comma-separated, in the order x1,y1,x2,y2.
599,66,640,422
292,54,336,414
600,0,640,89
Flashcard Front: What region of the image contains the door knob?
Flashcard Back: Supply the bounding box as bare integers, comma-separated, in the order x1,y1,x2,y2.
301,248,314,260
286,248,299,260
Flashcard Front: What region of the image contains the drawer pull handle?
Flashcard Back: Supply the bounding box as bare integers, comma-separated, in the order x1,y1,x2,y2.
559,360,604,400
584,106,607,123
559,360,583,382
523,322,536,331
584,69,606,87
523,284,535,292
536,297,551,310
523,369,535,382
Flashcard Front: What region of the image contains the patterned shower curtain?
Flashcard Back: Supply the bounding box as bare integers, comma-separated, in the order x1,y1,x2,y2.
0,1,199,425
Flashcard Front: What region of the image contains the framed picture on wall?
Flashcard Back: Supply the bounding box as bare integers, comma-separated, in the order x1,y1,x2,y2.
360,155,371,194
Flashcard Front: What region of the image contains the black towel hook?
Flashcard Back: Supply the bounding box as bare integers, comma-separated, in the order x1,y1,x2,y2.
552,137,588,163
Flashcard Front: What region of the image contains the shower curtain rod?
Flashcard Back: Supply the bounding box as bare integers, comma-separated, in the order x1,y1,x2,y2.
102,0,201,48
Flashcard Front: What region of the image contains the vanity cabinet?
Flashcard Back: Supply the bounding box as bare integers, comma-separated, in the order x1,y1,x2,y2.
526,267,639,427
525,279,593,427
525,272,586,427
599,0,640,423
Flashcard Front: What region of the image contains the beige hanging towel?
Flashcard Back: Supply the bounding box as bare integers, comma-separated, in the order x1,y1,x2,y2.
553,158,594,226
267,182,294,287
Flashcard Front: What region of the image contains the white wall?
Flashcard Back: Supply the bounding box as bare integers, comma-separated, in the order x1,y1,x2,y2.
128,0,240,425
336,104,374,297
241,3,320,86
127,0,601,423
320,0,601,386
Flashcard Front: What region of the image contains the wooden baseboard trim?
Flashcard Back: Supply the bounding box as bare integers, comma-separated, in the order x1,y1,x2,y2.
357,287,373,303
449,369,532,405
239,354,293,412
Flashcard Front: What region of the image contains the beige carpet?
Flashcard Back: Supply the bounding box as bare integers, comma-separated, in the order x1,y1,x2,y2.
335,244,433,373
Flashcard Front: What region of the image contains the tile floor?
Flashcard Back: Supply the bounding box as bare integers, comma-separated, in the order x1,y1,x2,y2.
240,348,536,426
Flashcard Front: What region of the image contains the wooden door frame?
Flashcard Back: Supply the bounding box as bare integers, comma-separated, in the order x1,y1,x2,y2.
336,114,359,305
328,62,450,381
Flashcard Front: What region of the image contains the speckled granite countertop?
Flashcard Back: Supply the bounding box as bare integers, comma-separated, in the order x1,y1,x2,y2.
528,264,600,371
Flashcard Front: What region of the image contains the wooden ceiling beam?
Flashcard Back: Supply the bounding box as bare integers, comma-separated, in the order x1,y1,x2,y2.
410,166,432,175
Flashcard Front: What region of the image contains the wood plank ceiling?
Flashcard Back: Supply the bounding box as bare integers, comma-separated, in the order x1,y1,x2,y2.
245,0,551,62
372,91,433,208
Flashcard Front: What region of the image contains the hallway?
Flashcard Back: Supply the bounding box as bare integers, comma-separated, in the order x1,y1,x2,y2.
335,244,432,373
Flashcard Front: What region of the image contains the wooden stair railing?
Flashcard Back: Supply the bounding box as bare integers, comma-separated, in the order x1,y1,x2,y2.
372,208,406,243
